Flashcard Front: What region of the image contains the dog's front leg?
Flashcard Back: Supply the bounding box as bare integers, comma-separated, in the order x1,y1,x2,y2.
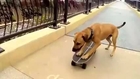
76,43,87,56
76,42,91,56
81,42,101,59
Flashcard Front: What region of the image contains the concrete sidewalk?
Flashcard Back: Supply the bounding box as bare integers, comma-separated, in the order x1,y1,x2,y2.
1,36,139,79
68,1,140,52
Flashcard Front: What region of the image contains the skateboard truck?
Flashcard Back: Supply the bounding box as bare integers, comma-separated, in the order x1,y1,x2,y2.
71,61,87,69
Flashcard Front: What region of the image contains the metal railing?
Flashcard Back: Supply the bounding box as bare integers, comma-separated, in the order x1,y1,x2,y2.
0,0,114,53
125,0,140,11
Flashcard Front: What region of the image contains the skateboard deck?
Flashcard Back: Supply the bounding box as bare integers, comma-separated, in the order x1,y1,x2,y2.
72,41,95,64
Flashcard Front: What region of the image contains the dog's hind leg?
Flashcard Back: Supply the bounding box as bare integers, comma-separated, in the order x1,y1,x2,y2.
105,36,112,50
110,31,118,57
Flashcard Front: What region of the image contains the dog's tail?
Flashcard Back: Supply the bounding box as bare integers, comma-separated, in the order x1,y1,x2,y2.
117,22,126,29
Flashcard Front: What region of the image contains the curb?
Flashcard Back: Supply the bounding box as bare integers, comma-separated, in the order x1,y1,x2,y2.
125,2,140,17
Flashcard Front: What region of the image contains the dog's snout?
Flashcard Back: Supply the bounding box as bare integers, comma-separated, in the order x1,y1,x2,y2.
72,48,76,52
72,47,80,52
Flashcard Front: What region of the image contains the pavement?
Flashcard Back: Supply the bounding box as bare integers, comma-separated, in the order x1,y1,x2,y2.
68,1,140,52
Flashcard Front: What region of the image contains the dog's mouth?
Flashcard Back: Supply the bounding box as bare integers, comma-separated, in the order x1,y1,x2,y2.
72,45,83,53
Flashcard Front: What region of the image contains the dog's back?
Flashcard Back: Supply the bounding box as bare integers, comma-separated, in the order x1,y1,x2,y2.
90,23,116,40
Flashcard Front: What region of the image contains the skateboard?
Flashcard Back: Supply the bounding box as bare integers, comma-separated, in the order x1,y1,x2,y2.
71,41,96,69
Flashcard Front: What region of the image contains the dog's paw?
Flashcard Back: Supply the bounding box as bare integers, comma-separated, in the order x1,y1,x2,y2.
105,48,109,50
110,54,113,57
81,55,89,59
76,52,82,56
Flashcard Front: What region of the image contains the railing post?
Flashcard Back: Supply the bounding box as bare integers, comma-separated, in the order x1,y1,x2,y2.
97,0,99,8
50,0,60,29
137,1,139,11
136,1,138,10
0,2,5,53
85,0,89,14
102,0,104,6
61,0,70,25
138,1,140,11
89,0,92,12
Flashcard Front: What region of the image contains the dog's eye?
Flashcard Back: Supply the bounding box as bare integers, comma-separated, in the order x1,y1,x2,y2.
76,43,80,45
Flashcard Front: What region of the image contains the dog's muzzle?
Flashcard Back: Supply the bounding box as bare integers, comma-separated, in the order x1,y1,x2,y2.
72,48,80,52
72,46,83,52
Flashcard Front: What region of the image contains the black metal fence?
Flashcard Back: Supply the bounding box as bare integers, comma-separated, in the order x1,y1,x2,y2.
125,0,140,11
0,0,114,53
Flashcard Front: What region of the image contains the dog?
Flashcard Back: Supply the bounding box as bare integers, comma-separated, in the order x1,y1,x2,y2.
72,22,126,59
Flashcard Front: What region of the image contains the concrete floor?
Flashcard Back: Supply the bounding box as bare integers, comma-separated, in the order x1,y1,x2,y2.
0,66,31,79
68,1,140,52
1,1,140,79
1,36,139,79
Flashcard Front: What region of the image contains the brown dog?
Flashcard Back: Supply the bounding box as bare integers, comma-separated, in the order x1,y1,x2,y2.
72,22,126,59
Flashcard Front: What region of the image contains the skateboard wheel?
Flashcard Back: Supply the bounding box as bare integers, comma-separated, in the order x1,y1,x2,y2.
71,61,76,66
82,63,86,69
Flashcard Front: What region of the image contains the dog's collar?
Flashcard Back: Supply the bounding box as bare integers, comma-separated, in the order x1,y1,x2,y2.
88,27,94,41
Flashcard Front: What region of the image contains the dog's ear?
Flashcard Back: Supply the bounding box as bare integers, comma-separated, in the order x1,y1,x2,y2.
82,33,88,42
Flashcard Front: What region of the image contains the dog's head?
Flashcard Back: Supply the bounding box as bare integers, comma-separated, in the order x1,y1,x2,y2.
72,32,88,52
